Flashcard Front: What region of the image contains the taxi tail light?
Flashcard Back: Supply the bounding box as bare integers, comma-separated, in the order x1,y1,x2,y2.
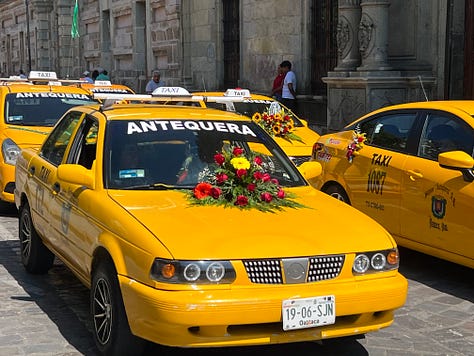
352,248,399,275
151,259,236,284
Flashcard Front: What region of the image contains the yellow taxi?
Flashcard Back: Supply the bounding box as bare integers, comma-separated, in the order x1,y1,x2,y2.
0,71,94,207
74,80,135,96
15,96,407,355
192,89,320,166
311,101,474,269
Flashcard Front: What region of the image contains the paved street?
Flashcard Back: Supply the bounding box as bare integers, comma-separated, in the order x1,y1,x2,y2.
0,205,472,356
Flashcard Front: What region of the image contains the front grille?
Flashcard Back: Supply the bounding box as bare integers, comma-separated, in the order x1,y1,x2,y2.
243,254,345,284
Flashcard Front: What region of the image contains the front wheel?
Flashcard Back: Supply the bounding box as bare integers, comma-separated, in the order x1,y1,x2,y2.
323,185,351,204
91,260,146,356
19,202,54,274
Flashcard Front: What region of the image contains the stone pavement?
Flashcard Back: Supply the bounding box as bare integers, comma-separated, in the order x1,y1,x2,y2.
0,208,473,355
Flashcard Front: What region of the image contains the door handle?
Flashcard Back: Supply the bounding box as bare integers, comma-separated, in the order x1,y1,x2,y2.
406,169,423,181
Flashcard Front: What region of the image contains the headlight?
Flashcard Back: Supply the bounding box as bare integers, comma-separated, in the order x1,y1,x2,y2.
352,248,399,275
2,138,21,165
151,259,236,284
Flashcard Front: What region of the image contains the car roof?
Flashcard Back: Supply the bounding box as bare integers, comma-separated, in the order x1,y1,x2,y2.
192,89,273,101
365,100,474,116
78,103,249,122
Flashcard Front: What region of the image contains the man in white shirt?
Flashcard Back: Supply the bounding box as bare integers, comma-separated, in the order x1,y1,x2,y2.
280,60,296,112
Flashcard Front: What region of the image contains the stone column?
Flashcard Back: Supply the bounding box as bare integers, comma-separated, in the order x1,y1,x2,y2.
357,0,392,71
334,0,362,71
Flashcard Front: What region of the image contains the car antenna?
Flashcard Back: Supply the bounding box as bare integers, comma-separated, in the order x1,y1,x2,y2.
418,75,429,101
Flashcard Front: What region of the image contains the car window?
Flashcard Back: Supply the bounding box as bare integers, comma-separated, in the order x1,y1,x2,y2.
358,113,417,152
4,92,94,126
66,116,98,169
418,112,474,160
206,100,304,127
40,111,83,166
103,120,305,189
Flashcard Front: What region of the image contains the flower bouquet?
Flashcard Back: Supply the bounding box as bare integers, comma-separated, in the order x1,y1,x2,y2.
346,130,367,163
252,108,304,143
186,146,306,212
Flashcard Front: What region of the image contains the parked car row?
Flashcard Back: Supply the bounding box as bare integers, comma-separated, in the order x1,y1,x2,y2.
7,81,408,354
4,75,473,355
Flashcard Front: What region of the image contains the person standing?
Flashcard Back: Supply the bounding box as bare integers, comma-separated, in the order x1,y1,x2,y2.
270,64,285,101
280,60,296,112
81,71,94,83
95,69,110,81
146,70,165,94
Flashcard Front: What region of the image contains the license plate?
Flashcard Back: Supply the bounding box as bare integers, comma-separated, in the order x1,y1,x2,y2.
282,295,335,331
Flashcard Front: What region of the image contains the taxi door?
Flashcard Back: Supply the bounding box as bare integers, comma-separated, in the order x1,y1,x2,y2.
343,143,406,236
345,112,418,236
29,111,84,256
400,112,474,260
47,115,99,278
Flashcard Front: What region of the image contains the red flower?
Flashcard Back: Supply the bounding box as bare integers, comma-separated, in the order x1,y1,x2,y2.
253,171,264,180
271,178,279,185
216,173,228,184
233,147,244,156
194,182,213,199
247,183,256,192
357,136,364,142
254,156,263,165
236,169,247,178
277,189,285,199
214,153,225,165
261,192,273,202
210,187,221,199
235,195,249,206
262,173,271,182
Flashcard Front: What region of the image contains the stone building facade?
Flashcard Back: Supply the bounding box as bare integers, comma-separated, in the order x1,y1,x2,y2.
0,0,469,132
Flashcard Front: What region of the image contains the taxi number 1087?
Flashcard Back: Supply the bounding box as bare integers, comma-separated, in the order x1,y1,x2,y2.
282,295,335,331
367,169,386,195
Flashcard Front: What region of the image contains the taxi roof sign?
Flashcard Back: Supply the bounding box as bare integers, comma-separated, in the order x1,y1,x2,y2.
28,71,58,81
94,80,112,86
224,88,251,97
152,86,191,96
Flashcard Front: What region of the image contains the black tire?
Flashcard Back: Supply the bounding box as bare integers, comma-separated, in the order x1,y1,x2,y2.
91,260,146,356
19,202,54,274
323,184,351,204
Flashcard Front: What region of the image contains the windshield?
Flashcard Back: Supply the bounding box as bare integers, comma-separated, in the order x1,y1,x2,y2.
104,120,307,189
206,99,304,127
5,92,95,126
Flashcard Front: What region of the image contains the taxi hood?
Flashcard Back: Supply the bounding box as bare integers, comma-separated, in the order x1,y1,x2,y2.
108,187,394,260
5,126,51,148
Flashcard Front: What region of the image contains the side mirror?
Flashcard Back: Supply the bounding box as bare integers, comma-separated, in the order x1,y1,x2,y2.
438,151,474,182
57,163,95,189
298,161,322,180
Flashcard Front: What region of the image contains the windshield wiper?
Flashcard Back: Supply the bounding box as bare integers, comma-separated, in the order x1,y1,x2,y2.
122,182,177,190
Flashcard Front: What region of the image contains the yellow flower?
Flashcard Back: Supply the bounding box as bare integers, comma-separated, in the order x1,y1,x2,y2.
272,123,281,135
230,157,250,170
252,112,262,122
274,113,282,120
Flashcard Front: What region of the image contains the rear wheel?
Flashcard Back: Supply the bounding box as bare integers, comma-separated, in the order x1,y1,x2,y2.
91,260,146,356
19,202,54,274
323,185,351,204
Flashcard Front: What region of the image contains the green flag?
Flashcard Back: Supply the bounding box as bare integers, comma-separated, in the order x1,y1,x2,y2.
71,0,79,38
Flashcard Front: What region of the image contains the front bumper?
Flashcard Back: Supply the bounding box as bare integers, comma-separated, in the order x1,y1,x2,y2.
119,272,408,347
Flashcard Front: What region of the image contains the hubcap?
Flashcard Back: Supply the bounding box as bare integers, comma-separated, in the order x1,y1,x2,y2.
20,211,32,260
330,192,345,202
93,277,113,345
